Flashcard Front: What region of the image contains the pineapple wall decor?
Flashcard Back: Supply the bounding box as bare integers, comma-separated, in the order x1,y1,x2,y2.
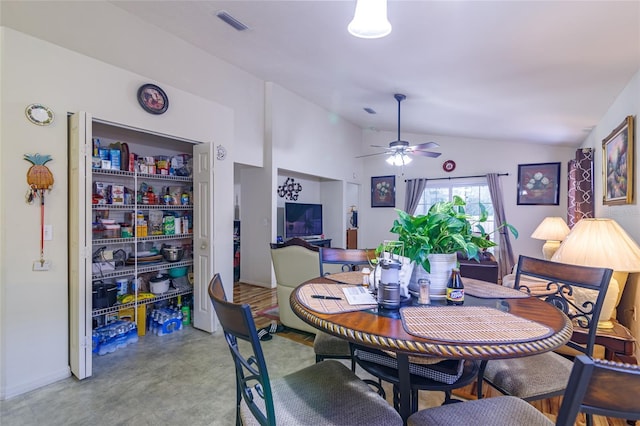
24,153,54,267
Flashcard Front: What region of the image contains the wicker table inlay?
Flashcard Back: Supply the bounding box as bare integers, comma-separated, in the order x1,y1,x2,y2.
401,306,553,344
463,278,529,299
298,282,377,314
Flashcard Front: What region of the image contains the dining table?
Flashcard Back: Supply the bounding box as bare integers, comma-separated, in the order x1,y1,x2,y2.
290,274,574,424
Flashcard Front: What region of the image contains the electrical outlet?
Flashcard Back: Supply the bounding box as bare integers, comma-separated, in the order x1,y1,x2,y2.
33,260,51,271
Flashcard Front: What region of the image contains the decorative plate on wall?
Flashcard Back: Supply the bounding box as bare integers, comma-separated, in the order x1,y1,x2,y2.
137,84,169,115
25,104,54,126
443,160,456,172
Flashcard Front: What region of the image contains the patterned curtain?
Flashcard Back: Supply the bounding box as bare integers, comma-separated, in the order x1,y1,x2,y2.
567,148,594,228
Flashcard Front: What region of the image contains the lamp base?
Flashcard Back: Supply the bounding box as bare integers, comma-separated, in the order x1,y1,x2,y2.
541,240,561,260
596,276,620,330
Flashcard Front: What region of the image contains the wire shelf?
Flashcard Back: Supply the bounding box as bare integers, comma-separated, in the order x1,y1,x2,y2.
91,259,193,281
93,233,191,246
92,283,193,317
93,168,191,182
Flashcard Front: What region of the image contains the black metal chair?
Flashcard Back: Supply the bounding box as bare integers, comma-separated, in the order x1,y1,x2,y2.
476,256,613,404
318,246,376,276
351,344,480,413
407,355,640,426
207,273,402,426
314,247,376,366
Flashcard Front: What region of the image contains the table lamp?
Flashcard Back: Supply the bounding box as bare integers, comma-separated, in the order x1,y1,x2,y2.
531,217,570,260
551,218,640,329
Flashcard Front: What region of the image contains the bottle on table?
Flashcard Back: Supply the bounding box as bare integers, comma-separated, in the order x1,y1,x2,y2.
446,268,464,305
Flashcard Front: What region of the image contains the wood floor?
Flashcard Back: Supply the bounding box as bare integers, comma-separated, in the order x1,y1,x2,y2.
234,281,630,426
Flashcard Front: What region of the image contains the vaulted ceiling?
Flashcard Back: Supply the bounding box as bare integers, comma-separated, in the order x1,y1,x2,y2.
3,1,639,146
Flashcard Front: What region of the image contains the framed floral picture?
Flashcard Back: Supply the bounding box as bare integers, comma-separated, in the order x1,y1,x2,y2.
603,115,634,205
371,175,396,208
517,162,561,205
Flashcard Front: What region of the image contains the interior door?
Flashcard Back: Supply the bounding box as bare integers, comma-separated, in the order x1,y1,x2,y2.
69,112,93,379
192,142,215,332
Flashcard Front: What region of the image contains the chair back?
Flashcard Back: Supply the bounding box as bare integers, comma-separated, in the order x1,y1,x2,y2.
556,355,640,426
514,255,613,357
270,238,320,288
208,274,275,426
319,247,376,276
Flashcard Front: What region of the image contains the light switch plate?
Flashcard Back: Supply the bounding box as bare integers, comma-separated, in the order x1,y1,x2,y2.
44,225,53,241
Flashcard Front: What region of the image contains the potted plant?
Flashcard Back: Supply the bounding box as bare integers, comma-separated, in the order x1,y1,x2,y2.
388,195,518,297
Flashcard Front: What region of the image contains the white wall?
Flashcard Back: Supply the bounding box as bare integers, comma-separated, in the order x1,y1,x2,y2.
358,129,576,259
1,0,265,169
579,69,640,344
0,28,234,399
239,84,365,288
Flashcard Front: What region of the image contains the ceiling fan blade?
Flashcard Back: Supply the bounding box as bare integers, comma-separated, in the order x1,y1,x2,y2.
410,141,439,150
355,151,389,159
411,150,442,158
370,144,390,148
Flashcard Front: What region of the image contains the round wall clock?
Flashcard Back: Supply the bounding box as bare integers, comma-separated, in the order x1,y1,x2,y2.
25,104,54,126
137,84,169,115
443,160,456,172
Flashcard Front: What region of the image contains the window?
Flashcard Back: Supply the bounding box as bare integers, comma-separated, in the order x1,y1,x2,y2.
414,180,496,241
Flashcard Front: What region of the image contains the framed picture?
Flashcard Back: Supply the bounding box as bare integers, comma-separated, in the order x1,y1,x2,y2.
603,115,634,205
137,83,169,115
517,162,561,205
371,175,396,208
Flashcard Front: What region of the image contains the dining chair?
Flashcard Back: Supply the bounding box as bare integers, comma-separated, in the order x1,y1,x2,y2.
270,238,321,334
314,247,376,367
407,354,640,426
318,247,376,276
476,255,613,405
351,343,480,413
208,273,403,426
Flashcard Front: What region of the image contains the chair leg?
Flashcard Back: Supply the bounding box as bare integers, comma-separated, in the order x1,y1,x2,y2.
316,354,322,363
476,360,488,399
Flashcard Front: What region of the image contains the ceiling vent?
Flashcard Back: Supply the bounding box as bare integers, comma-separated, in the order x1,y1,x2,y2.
364,107,377,114
216,11,249,31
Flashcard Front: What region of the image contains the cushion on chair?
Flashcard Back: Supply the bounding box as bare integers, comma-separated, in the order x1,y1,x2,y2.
354,348,465,384
313,331,350,357
407,395,554,426
483,352,574,400
240,360,402,426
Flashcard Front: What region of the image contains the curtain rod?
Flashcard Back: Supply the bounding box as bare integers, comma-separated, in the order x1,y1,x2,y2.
404,172,509,182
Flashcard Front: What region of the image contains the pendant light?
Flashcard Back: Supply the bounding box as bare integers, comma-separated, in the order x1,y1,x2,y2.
348,0,392,39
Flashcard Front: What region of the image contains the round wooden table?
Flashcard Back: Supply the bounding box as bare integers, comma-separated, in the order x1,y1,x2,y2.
291,276,573,423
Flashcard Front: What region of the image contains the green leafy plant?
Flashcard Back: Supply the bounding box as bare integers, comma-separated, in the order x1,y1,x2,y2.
388,195,518,272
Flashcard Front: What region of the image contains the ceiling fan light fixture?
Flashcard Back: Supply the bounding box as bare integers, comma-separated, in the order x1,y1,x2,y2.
348,0,392,39
386,153,412,166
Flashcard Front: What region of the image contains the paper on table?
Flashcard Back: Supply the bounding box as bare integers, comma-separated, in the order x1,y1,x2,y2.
342,286,377,305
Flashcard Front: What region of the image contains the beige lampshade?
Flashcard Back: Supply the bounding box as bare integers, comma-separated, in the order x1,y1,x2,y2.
531,217,570,242
551,218,640,272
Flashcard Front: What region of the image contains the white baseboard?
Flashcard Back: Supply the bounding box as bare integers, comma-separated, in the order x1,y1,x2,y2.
1,366,71,400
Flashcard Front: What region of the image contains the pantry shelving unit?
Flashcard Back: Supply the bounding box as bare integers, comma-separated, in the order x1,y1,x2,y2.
70,111,216,380
90,166,194,319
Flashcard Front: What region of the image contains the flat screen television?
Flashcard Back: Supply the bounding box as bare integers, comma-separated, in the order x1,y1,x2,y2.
284,202,323,239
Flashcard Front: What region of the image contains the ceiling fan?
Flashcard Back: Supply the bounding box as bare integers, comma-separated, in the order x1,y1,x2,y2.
358,94,441,165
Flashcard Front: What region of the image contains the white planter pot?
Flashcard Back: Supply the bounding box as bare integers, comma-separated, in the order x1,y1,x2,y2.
408,253,457,299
